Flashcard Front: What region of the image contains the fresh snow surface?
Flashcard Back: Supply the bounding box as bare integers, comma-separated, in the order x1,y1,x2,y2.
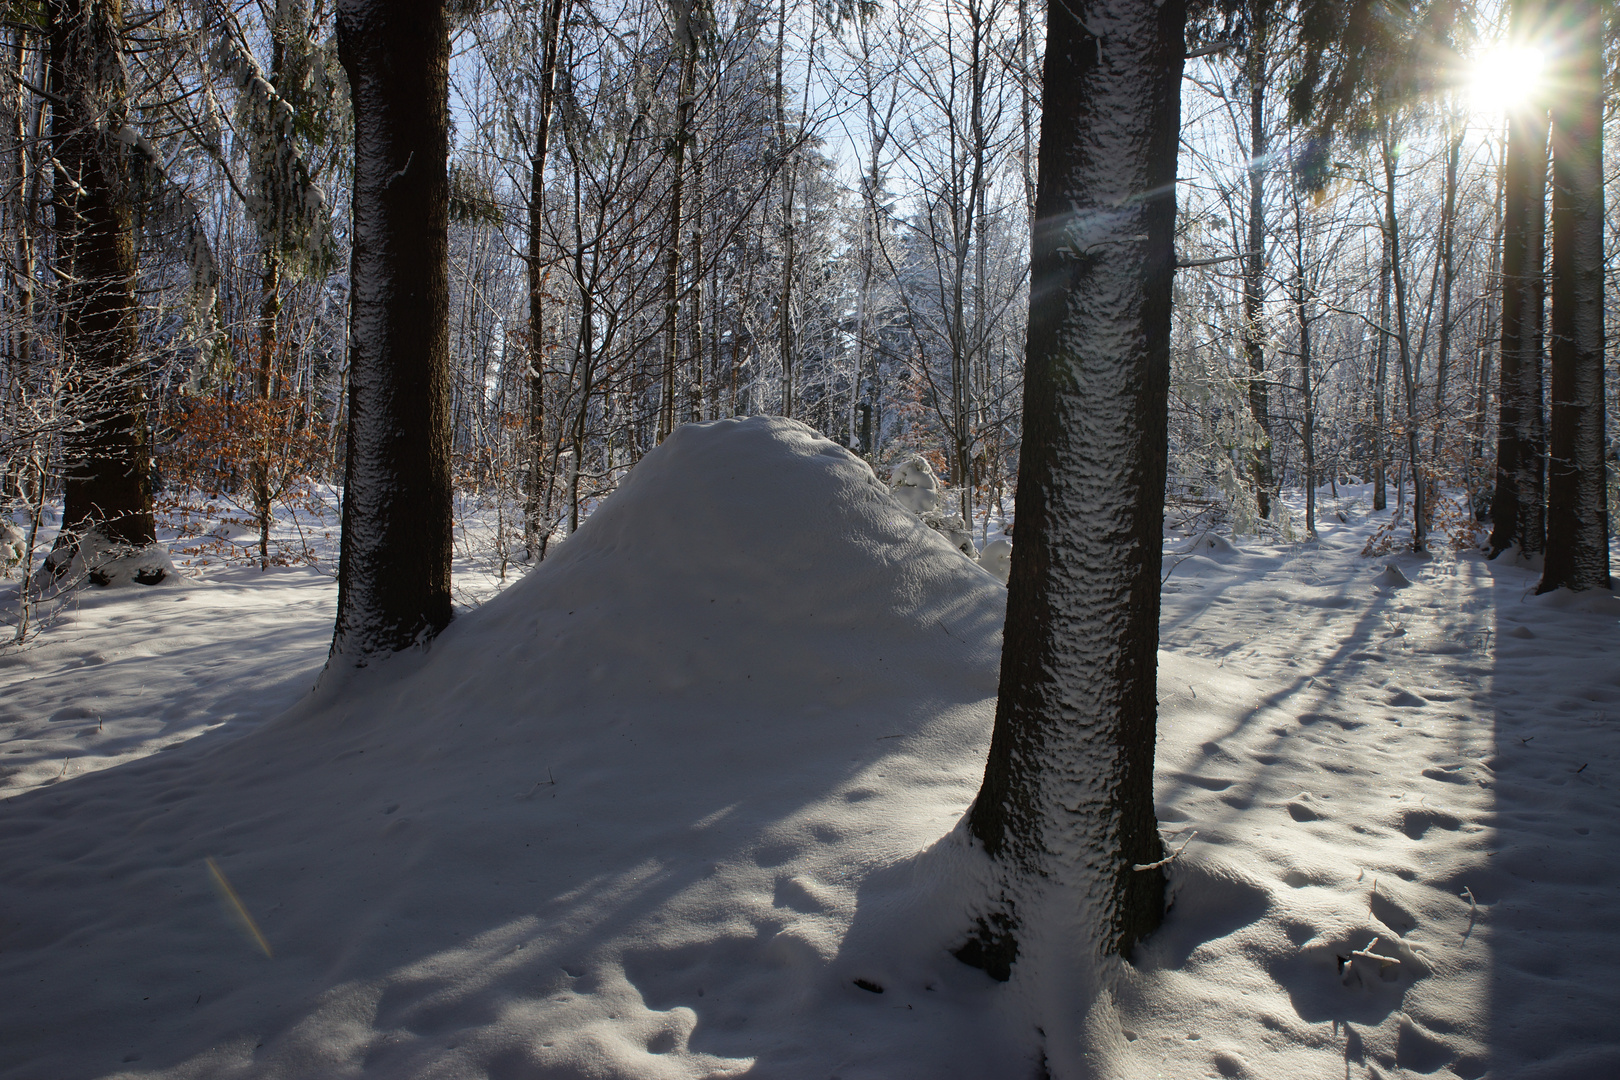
1,418,1617,1080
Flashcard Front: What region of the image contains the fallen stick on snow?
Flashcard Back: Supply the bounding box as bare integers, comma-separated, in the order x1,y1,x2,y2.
1133,830,1197,871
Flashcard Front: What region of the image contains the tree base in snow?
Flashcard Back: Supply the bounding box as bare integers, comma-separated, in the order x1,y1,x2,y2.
44,531,176,588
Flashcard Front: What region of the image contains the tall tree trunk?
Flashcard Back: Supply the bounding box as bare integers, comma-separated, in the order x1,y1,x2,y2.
1297,269,1316,537
49,0,154,552
1430,125,1461,474
1539,0,1610,592
523,0,569,560
1472,121,1507,508
1381,129,1424,551
689,143,705,423
958,0,1182,1017
11,29,35,376
1489,85,1549,558
254,253,280,569
1016,0,1035,227
1372,239,1389,511
1241,9,1273,519
773,0,795,418
659,5,697,443
330,0,452,664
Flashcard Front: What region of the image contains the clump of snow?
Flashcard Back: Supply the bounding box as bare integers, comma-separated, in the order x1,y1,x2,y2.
885,454,977,560
1374,562,1413,590
977,537,1012,583
0,519,24,569
0,417,1019,1078
888,453,942,515
42,529,179,588
1175,530,1240,558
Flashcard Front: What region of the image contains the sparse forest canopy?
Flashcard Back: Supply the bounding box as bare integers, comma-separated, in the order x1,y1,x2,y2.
0,0,1613,587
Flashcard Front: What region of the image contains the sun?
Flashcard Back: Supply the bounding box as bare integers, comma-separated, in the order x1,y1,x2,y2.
1467,45,1546,115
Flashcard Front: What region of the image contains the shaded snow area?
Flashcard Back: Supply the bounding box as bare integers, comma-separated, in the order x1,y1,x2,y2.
0,420,1616,1079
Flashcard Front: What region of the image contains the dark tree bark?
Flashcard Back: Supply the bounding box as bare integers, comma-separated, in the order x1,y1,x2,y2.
49,0,154,550
330,0,453,663
1489,70,1549,559
253,253,280,569
1538,0,1610,593
957,0,1182,987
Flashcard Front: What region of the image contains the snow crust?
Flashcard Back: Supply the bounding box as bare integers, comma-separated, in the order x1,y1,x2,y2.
2,459,1618,1079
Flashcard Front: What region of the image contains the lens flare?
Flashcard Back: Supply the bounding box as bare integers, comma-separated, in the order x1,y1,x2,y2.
1468,46,1545,115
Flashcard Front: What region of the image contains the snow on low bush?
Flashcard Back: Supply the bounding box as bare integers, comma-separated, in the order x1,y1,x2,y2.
888,453,979,561
977,537,1012,582
888,453,941,515
42,529,178,588
0,519,23,570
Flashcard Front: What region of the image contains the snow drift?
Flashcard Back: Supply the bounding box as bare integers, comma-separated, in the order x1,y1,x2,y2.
0,418,1016,1079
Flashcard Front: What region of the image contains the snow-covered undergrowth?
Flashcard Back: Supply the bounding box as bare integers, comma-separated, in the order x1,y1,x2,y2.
1,422,1617,1079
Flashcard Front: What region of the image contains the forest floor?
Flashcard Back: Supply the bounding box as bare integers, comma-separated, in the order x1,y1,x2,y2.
1,418,1616,1080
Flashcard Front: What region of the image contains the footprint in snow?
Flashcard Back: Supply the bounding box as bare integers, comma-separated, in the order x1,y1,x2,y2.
1398,806,1462,840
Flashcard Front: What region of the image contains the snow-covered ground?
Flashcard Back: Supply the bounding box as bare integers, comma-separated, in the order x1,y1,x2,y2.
1,418,1616,1079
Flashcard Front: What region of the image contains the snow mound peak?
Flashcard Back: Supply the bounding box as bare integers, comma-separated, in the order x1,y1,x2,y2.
1374,563,1412,590
496,416,998,644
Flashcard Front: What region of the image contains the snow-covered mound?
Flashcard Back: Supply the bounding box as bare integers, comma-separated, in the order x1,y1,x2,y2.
0,418,1015,1079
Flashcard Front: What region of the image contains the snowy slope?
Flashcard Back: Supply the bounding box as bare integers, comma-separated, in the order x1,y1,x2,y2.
0,419,1019,1079
1,424,1617,1080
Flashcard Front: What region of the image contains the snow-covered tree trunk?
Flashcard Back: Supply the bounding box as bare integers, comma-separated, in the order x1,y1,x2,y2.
1539,0,1609,593
1488,43,1548,560
49,0,154,551
956,0,1182,1038
330,0,453,663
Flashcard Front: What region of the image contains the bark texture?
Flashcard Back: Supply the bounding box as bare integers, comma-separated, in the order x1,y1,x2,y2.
331,0,453,662
1489,80,1548,559
1538,0,1609,592
50,0,154,549
958,0,1181,982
